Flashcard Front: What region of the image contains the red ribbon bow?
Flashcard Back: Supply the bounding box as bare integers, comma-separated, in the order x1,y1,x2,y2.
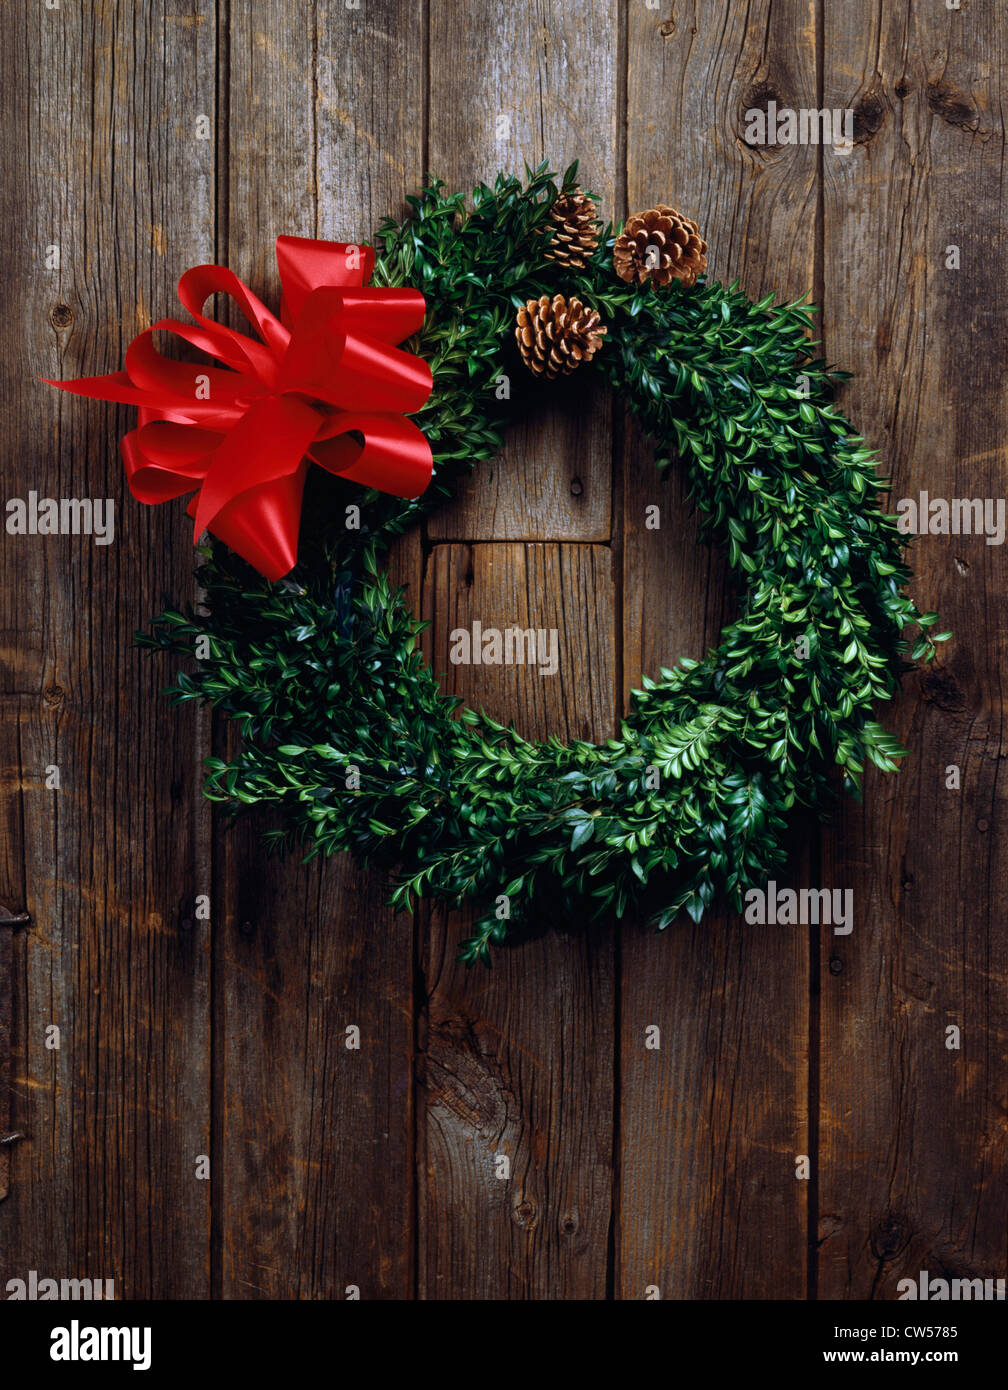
47,237,433,580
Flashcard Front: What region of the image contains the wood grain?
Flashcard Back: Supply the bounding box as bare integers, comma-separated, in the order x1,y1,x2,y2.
420,543,616,1298
425,0,618,544
213,0,423,1299
0,0,215,1296
416,0,622,1302
817,0,1008,1299
0,699,25,1203
617,0,819,1299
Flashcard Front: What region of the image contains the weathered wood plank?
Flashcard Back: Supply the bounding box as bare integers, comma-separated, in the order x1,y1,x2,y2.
818,0,1008,1298
0,699,25,1203
0,0,215,1296
419,0,620,1301
215,0,423,1299
0,956,9,1202
425,0,618,544
618,0,818,1298
420,542,616,1298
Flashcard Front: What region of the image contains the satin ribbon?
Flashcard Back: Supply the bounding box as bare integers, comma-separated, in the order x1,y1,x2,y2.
47,236,433,580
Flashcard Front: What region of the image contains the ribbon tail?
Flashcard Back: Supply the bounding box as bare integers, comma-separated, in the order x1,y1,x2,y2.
45,372,171,411
200,466,309,582
191,395,322,578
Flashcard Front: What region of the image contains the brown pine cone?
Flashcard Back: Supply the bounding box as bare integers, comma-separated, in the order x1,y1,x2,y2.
543,187,600,269
613,205,708,287
514,294,606,379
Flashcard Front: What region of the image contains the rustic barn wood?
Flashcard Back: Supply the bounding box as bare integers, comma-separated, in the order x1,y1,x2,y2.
1,0,214,1297
0,0,1004,1302
617,0,819,1300
0,699,24,1204
212,0,424,1299
817,0,1008,1300
420,543,616,1298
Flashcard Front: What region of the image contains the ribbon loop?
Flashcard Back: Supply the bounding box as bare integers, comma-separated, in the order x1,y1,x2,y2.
46,236,434,580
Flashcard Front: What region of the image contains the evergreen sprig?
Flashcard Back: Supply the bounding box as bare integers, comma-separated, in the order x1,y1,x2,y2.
138,162,947,964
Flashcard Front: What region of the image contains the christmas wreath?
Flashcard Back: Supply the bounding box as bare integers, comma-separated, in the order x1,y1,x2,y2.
51,162,946,963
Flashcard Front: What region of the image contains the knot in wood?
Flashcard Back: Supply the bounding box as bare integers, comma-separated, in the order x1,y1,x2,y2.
512,1196,539,1229
870,1212,911,1259
852,94,885,144
927,84,978,130
921,669,966,713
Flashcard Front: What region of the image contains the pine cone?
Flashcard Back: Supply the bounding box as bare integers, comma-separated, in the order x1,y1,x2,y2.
514,294,606,379
543,187,600,269
613,205,707,287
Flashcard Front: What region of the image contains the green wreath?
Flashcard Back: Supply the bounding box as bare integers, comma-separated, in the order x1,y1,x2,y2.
141,162,946,963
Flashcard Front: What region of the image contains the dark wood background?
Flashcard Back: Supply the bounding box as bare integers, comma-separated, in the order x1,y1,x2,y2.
1,0,1005,1300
